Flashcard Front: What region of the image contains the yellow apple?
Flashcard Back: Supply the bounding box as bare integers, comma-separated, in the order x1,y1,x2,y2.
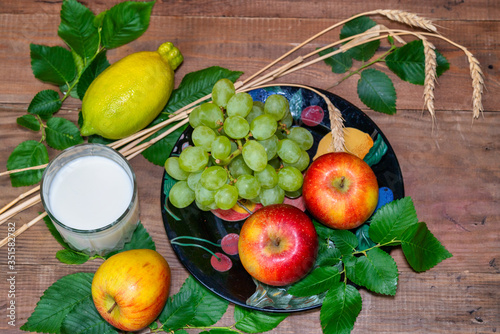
91,249,171,331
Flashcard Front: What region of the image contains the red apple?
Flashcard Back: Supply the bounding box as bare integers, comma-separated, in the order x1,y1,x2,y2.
303,152,378,230
91,249,171,331
238,204,318,286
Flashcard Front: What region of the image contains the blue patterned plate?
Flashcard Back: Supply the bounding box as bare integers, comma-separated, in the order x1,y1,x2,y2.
160,86,404,313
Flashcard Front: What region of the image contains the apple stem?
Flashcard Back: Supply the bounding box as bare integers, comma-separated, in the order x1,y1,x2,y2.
274,237,281,247
107,301,118,314
340,176,345,188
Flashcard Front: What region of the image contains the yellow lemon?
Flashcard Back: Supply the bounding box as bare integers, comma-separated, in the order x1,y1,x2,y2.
80,42,183,139
313,127,374,160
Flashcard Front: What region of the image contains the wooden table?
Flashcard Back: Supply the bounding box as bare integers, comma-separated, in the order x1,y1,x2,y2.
0,1,498,333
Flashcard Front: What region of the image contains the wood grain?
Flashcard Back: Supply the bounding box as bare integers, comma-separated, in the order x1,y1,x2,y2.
0,0,498,333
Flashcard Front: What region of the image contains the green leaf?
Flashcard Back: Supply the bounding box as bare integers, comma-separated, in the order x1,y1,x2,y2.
330,230,358,256
340,16,380,61
56,249,90,265
320,282,362,334
158,290,197,331
363,133,388,166
204,330,234,334
369,197,419,245
61,297,118,334
101,1,155,49
318,47,352,74
357,68,397,115
30,44,76,86
313,219,336,239
352,248,398,295
58,0,99,64
355,224,376,251
20,272,94,334
178,276,229,327
401,222,453,272
288,266,341,297
140,123,188,166
234,306,288,333
316,240,342,267
46,117,84,150
28,89,62,117
7,140,49,187
104,222,155,258
17,114,40,131
142,66,243,166
385,40,450,85
342,254,357,281
44,215,71,249
77,51,110,100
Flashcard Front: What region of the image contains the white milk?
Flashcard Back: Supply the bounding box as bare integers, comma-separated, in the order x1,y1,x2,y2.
48,156,133,230
41,144,140,256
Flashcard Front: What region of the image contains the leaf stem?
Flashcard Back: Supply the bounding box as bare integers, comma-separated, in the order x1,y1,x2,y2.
327,45,397,89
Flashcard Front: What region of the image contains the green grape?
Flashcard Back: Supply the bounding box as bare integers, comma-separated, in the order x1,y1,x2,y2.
211,135,232,161
195,200,218,211
212,78,235,109
242,140,267,172
277,138,301,164
278,166,303,192
250,114,277,141
164,156,190,181
192,125,217,151
169,181,195,208
189,106,202,128
200,166,227,190
260,185,285,206
246,102,264,124
254,164,278,189
215,184,239,210
285,187,302,199
187,170,203,190
227,92,253,118
280,110,294,130
283,149,310,171
288,126,314,150
264,94,289,121
268,156,281,169
235,174,261,199
199,102,224,129
195,184,216,206
178,146,209,172
259,135,279,161
228,155,253,178
223,116,249,139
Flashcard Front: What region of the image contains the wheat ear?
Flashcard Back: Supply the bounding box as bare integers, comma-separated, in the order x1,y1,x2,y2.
464,50,485,119
421,36,438,125
376,9,438,32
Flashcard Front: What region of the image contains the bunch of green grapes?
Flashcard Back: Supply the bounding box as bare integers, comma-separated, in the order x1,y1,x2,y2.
165,79,314,211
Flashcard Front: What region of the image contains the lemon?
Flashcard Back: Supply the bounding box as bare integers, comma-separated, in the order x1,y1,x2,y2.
80,42,183,139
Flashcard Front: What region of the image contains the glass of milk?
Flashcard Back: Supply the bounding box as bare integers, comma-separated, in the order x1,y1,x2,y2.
40,143,140,256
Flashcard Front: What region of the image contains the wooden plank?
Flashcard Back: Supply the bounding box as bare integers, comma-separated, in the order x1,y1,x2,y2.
0,14,497,114
1,0,499,21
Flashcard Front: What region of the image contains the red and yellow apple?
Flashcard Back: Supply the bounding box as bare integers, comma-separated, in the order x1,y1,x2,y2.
91,249,171,331
303,152,378,230
238,204,318,286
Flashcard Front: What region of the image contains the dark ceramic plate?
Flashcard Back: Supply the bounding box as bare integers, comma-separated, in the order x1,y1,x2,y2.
160,86,404,313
